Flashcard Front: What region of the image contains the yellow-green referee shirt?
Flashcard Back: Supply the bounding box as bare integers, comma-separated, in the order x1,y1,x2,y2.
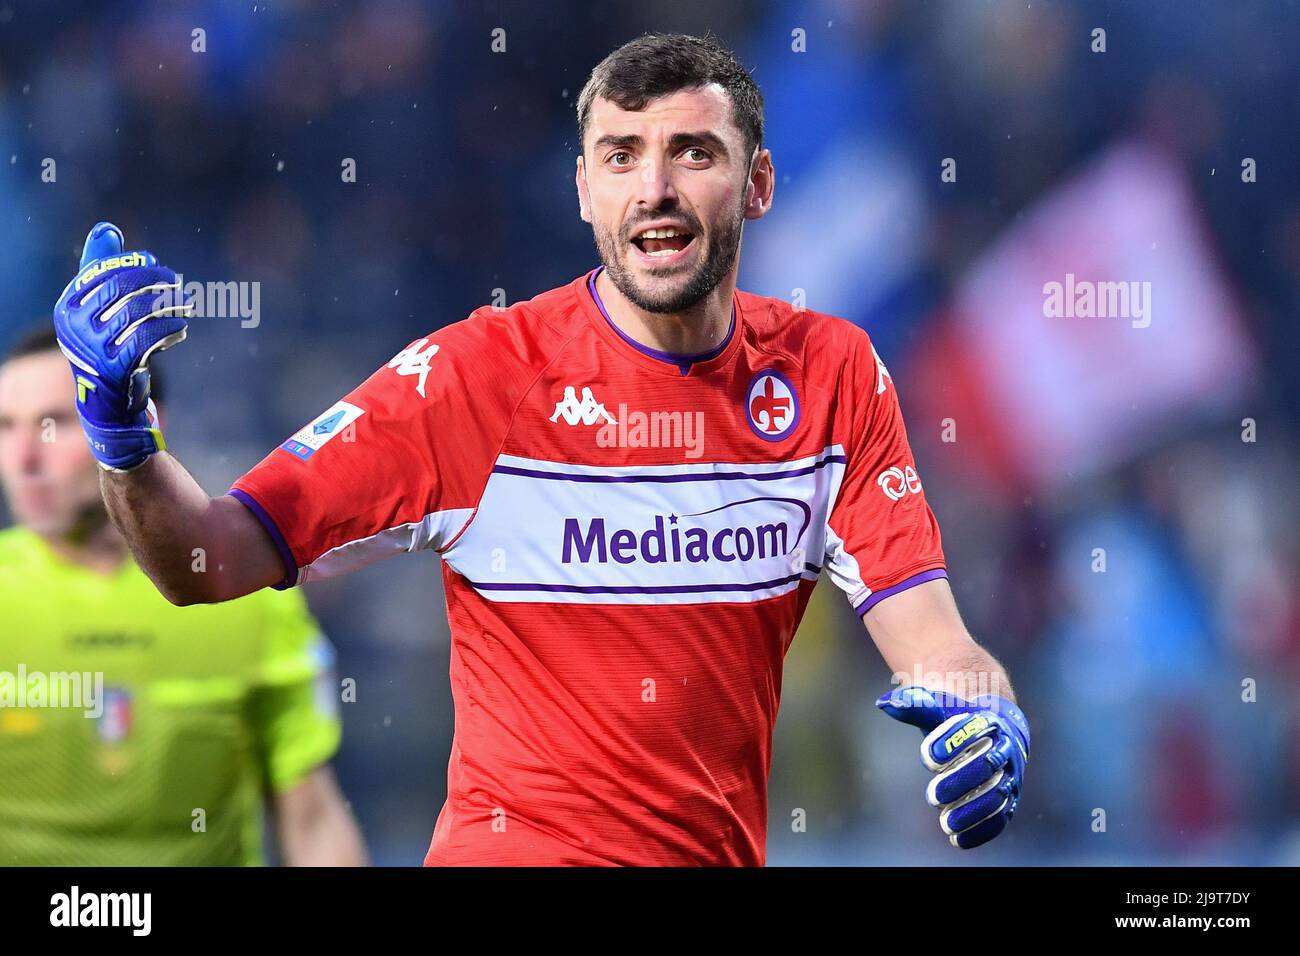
0,524,341,865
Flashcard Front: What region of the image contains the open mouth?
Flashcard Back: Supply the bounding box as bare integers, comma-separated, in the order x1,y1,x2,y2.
630,225,697,262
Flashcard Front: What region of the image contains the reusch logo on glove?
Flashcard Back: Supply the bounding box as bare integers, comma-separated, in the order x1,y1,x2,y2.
75,253,149,291
944,713,991,753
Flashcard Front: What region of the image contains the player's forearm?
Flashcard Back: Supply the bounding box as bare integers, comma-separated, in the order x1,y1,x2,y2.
276,768,369,866
99,451,272,605
863,578,1018,703
280,803,369,867
871,583,1031,850
891,641,1017,705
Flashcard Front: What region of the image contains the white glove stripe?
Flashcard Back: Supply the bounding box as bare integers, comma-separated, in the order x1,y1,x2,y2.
113,303,195,348
97,281,182,328
136,327,189,370
57,340,100,377
939,772,1008,835
925,735,995,806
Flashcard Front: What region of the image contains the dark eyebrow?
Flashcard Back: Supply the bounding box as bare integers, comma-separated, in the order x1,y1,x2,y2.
669,131,730,158
591,133,643,153
591,130,731,159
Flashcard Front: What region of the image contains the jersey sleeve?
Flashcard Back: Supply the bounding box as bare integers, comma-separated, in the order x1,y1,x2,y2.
249,587,341,794
228,322,510,588
824,330,947,616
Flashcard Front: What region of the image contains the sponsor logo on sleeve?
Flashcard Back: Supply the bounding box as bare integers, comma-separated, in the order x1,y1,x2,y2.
877,464,922,501
279,401,366,461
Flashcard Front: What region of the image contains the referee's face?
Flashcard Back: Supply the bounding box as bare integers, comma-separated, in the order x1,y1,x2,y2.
578,84,773,314
0,350,103,536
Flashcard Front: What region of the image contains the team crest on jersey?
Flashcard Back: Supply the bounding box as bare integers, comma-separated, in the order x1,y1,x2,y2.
745,370,800,441
550,386,618,426
279,400,366,461
96,687,133,744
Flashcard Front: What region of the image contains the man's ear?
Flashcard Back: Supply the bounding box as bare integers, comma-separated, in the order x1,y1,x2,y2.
744,147,775,221
575,156,592,223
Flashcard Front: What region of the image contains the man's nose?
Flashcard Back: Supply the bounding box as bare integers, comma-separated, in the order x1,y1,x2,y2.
634,156,678,209
14,426,48,474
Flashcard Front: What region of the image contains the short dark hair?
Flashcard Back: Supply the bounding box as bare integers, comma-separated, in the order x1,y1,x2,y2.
576,32,765,161
5,325,62,364
2,324,165,404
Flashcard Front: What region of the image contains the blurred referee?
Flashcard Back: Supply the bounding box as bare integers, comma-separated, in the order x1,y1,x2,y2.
0,327,366,866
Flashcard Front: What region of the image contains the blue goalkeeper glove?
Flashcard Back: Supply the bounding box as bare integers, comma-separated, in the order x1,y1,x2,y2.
876,685,1030,849
52,222,192,472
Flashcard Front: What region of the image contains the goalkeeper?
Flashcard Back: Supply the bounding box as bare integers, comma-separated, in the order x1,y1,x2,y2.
54,120,1033,862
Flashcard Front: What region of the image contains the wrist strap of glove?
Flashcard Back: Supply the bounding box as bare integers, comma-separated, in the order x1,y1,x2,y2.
81,399,167,472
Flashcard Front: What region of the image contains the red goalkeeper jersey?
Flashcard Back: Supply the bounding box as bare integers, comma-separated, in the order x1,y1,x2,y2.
229,266,946,866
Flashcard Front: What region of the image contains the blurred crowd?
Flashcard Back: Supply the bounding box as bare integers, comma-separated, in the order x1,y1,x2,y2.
2,0,1297,864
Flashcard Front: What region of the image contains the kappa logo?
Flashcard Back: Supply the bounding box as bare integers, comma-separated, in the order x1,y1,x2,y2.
550,386,618,426
877,464,922,501
387,337,440,397
745,370,800,441
872,344,893,395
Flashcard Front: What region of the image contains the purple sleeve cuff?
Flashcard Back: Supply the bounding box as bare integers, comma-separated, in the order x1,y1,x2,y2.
228,487,298,590
855,568,948,617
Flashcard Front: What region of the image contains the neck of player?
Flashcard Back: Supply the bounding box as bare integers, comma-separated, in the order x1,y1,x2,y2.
596,267,734,358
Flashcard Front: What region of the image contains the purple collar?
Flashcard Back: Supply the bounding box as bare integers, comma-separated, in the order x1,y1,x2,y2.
587,266,735,375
